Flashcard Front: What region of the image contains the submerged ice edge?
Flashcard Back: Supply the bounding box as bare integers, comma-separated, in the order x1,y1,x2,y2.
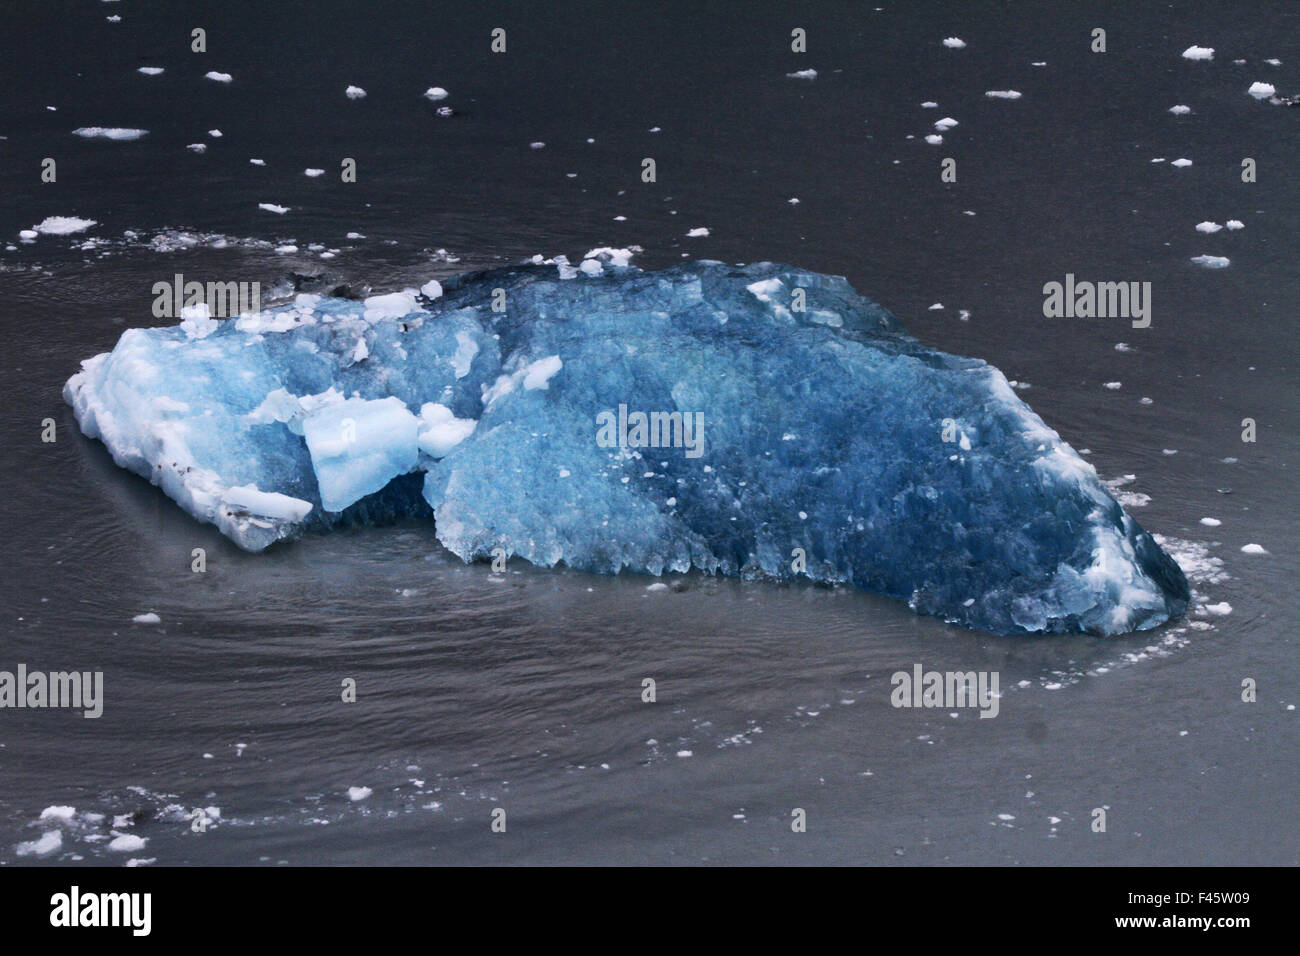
64,251,1190,637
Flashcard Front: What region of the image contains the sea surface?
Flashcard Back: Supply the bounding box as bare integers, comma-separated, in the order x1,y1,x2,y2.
0,0,1296,865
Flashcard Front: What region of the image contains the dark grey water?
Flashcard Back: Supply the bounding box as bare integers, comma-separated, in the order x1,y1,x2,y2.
0,0,1296,865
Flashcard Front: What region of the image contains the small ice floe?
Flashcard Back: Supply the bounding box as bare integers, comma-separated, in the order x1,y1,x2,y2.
304,168,324,177
1139,396,1153,405
1202,602,1233,616
258,203,290,214
249,158,265,166
1240,543,1269,555
943,37,966,49
958,309,971,321
1171,158,1193,167
345,85,367,99
106,14,120,21
925,134,943,144
648,126,661,132
137,67,164,76
1151,158,1165,163
921,101,938,108
423,87,448,100
15,830,63,857
675,750,693,758
788,197,800,204
73,127,148,140
33,216,96,235
436,106,453,117
529,141,545,149
1103,381,1121,390
1032,61,1047,66
934,116,959,130
928,303,944,310
686,227,710,237
1199,517,1222,526
1265,58,1282,66
1191,254,1230,268
205,71,232,83
346,786,372,801
1225,219,1244,230
1182,46,1214,61
275,245,298,254
19,230,38,239
645,582,669,592
1114,342,1133,351
786,69,817,80
132,612,160,624
187,143,206,153
107,834,147,852
985,90,1022,99
1169,104,1191,114
1196,221,1223,233
1248,82,1276,98
40,806,77,822
208,129,222,138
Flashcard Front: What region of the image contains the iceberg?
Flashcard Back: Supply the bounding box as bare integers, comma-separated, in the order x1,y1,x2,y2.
64,252,1189,635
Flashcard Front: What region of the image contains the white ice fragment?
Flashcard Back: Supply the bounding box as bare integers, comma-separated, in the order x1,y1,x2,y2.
417,403,477,458
304,168,324,177
522,355,563,390
138,67,164,75
925,134,943,144
420,279,443,299
345,85,367,99
1240,543,1268,555
423,87,449,100
1168,104,1191,114
1182,46,1214,60
205,71,232,83
73,127,148,140
686,227,710,237
1196,221,1222,233
786,69,817,79
1248,82,1276,98
1199,517,1221,527
985,90,1022,99
1171,158,1193,167
221,484,313,522
33,216,97,235
934,117,959,130
347,786,372,801
1191,255,1230,268
40,806,77,822
943,37,966,48
1225,219,1244,230
15,831,63,857
258,203,290,214
132,612,160,624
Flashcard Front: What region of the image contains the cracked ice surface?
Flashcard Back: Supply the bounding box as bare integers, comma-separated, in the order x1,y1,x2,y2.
64,252,1188,635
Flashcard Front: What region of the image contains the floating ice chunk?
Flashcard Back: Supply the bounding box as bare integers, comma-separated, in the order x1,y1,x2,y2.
418,404,477,458
345,85,367,99
137,67,164,75
1171,158,1193,167
1103,381,1121,390
40,806,77,822
73,126,148,140
1203,602,1232,616
33,216,97,235
347,786,372,801
108,834,147,852
1240,543,1269,555
205,71,232,83
934,117,959,130
18,229,38,239
1168,104,1191,114
258,203,289,214
302,397,419,512
222,484,313,522
686,227,710,237
943,37,966,48
1225,219,1244,230
420,279,444,300
132,612,160,624
925,134,943,144
424,87,449,100
187,143,207,153
529,141,545,149
250,158,265,166
208,129,222,138
1248,82,1276,98
1199,517,1221,526
363,291,419,322
1182,46,1214,60
921,101,938,108
1191,254,1230,268
15,831,62,857
786,69,817,79
928,303,944,310
1196,221,1222,233
985,90,1022,99
66,260,1190,635
304,168,324,177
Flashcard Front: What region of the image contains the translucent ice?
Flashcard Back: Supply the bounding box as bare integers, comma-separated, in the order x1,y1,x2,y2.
65,254,1190,635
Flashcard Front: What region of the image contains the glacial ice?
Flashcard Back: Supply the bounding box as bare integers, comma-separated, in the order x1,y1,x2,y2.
64,253,1190,635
